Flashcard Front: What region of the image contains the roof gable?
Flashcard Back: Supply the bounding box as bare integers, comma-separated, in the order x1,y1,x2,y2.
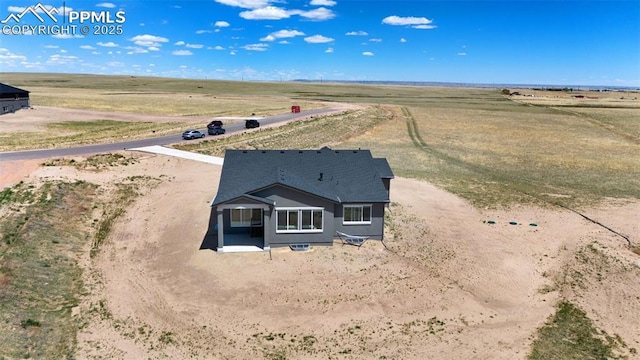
212,148,394,206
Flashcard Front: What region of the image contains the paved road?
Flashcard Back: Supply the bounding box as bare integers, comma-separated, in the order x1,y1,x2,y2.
0,107,339,161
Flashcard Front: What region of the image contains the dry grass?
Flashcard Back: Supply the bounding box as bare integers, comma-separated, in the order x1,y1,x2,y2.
21,86,324,117
174,106,390,155
3,72,639,208
0,120,202,151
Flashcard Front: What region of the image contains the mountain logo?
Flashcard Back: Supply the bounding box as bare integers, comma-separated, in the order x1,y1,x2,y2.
1,3,60,24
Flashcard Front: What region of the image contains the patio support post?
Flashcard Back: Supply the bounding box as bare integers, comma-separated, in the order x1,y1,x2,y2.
263,207,271,249
217,208,224,251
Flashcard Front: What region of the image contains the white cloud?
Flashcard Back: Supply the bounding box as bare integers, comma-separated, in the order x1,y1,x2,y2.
310,0,336,6
362,51,374,56
129,34,169,47
0,49,27,62
47,54,78,65
215,0,271,9
213,45,225,50
369,38,382,42
230,50,237,55
457,52,467,56
293,7,335,21
172,50,193,56
304,35,334,44
91,51,99,55
148,46,160,51
44,45,59,49
382,15,436,29
96,2,116,8
97,41,118,47
240,6,290,20
413,24,437,30
125,46,148,54
53,34,83,39
278,40,290,44
325,47,334,53
400,38,407,43
174,41,185,45
261,29,304,41
346,31,368,36
214,21,230,27
186,43,204,49
243,43,269,51
80,45,96,50
59,49,67,53
196,30,212,34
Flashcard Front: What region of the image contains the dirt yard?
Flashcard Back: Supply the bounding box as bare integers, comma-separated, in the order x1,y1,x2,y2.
1,107,639,359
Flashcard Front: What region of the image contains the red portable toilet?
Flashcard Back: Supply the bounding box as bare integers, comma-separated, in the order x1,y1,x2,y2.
291,105,300,113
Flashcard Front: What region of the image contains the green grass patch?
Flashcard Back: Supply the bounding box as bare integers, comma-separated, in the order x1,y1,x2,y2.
529,301,625,360
0,181,97,359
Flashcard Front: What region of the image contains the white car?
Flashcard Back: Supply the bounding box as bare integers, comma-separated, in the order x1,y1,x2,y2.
182,129,205,140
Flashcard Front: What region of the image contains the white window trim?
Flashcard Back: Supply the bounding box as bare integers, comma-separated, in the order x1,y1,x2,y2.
276,207,324,233
343,204,372,225
230,208,263,227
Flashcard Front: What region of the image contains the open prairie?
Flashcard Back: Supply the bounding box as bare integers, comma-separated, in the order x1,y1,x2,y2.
1,73,639,359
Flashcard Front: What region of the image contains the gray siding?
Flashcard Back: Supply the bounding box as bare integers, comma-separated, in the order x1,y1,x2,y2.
334,203,386,240
1,98,30,115
253,186,336,246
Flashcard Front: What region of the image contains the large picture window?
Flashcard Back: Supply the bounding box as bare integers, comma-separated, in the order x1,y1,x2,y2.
343,205,372,224
276,208,323,233
230,208,263,227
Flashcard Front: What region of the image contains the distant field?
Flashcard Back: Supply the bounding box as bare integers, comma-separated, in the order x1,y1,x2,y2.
2,72,639,208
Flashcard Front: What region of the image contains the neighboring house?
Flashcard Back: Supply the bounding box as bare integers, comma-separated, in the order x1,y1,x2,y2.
0,83,30,115
207,147,394,251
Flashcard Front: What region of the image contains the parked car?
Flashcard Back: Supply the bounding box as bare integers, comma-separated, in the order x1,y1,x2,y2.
207,120,223,128
245,119,260,128
208,125,226,135
182,129,205,140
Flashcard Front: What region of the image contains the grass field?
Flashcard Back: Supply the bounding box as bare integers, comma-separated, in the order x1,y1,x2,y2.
1,73,639,359
0,180,97,359
176,88,640,208
3,72,639,208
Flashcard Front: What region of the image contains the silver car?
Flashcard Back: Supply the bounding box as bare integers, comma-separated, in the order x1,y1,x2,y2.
182,129,205,140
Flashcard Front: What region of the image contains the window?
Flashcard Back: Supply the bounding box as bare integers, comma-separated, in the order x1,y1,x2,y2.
230,208,262,227
343,205,372,224
276,208,323,233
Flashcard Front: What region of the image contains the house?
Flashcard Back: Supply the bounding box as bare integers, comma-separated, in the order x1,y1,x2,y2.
207,147,394,252
0,83,30,115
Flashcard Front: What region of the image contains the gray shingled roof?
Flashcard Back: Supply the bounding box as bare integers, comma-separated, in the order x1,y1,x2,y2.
0,83,29,95
212,147,393,206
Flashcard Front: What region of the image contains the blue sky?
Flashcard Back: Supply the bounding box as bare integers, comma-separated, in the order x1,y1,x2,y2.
0,0,639,86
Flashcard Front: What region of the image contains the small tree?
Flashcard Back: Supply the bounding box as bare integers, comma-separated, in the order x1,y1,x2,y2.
500,88,510,95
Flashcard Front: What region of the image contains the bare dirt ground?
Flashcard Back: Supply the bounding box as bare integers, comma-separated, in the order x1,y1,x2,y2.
1,106,639,359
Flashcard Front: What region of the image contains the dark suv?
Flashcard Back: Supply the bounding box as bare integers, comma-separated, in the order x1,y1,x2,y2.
207,120,223,129
245,119,260,129
208,125,226,135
